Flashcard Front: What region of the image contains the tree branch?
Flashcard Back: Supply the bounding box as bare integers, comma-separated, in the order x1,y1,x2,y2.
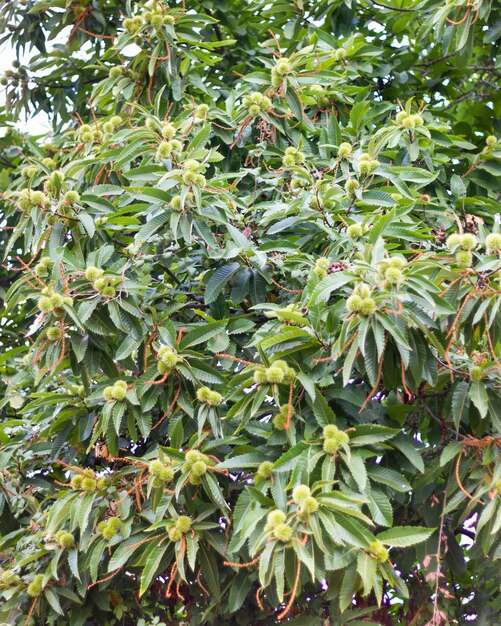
371,0,416,12
204,8,223,41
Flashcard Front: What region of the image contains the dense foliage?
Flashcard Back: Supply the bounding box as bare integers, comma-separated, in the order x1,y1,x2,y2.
0,1,500,625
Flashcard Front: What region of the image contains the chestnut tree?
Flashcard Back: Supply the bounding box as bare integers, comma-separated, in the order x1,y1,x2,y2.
0,1,500,625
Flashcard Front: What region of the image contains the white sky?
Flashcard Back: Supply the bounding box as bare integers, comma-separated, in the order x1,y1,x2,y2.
0,40,52,135
0,31,143,138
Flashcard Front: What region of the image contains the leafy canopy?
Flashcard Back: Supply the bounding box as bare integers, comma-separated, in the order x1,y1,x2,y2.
0,1,500,625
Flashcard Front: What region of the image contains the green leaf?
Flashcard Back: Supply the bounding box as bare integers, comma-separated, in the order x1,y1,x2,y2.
451,381,469,429
67,549,81,582
198,545,220,599
44,588,64,615
139,543,170,596
391,436,424,473
344,452,367,491
339,563,357,612
308,273,352,305
180,321,225,349
367,466,411,492
469,381,488,418
108,535,149,573
46,493,76,535
349,425,400,446
216,452,267,469
440,441,463,467
311,393,336,426
357,551,377,596
368,490,393,527
205,263,240,304
359,190,396,208
187,124,212,152
259,327,313,350
273,442,309,472
136,213,170,242
203,472,230,515
377,526,434,547
367,207,397,244
258,542,275,587
228,571,254,613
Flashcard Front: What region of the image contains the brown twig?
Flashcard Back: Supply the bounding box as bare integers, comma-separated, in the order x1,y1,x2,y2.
454,454,483,505
88,566,124,589
223,554,261,568
152,381,182,431
359,337,387,413
23,597,39,626
277,560,301,620
284,378,295,429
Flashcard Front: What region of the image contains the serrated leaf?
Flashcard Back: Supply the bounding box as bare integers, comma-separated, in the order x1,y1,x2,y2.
469,381,488,419
136,212,169,242
187,124,212,152
368,490,393,527
357,551,377,596
228,571,254,613
139,543,169,596
273,442,309,472
367,466,411,492
451,381,469,429
308,273,352,305
259,327,313,350
199,545,220,599
44,588,64,615
180,321,225,349
377,526,434,547
440,441,463,467
311,393,337,426
205,263,240,304
349,424,400,446
216,452,267,470
339,564,357,612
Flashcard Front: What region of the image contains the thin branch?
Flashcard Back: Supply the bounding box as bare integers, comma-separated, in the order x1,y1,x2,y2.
416,53,456,68
428,467,452,626
371,0,416,12
159,263,182,287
